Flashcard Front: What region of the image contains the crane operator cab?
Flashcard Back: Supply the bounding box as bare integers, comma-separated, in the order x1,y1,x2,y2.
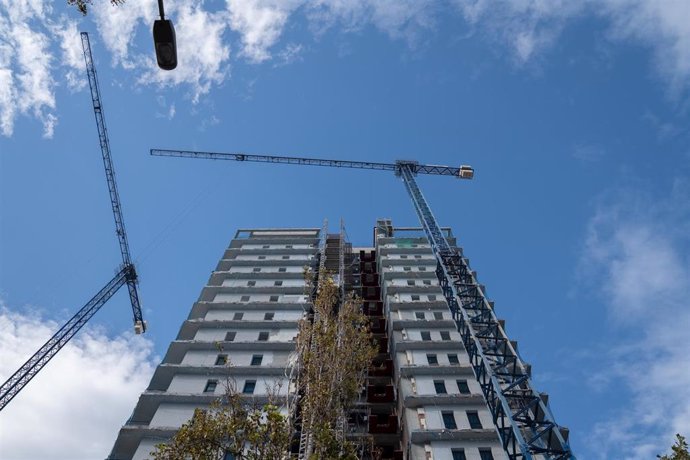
458,165,474,179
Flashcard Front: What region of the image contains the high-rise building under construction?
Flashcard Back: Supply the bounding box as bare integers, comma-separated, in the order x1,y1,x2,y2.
109,220,569,460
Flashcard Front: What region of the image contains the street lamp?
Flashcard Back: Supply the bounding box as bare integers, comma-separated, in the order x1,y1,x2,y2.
153,0,177,70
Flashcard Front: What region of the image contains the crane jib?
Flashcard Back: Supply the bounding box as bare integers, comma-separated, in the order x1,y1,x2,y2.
150,148,470,177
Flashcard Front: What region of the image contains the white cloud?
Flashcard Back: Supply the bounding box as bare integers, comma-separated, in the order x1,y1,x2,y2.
90,0,232,104
223,0,438,63
454,0,584,63
274,42,304,67
308,0,437,44
454,0,690,95
140,1,232,103
0,0,64,137
580,180,690,458
84,0,437,100
0,305,156,460
52,17,89,91
4,1,690,138
602,1,690,97
572,143,605,162
226,0,299,63
89,0,156,69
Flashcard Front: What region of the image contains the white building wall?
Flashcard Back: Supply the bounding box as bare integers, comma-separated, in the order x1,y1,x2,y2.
132,439,159,460
211,293,308,304
149,403,199,427
181,350,289,366
228,266,304,273
234,254,313,261
221,278,305,287
110,228,319,459
204,308,304,321
193,327,298,342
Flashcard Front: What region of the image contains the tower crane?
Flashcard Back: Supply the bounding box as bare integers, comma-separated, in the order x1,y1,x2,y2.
151,148,575,460
0,33,146,412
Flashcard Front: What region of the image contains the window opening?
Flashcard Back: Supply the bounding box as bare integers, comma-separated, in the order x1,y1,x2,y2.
204,380,218,393
457,380,470,394
452,449,467,460
243,380,256,394
442,411,457,429
433,380,447,394
467,411,483,429
479,449,494,460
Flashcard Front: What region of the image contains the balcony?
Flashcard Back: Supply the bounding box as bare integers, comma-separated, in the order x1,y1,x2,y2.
363,286,381,300
369,414,398,434
369,318,386,334
364,301,383,316
367,384,395,403
369,358,393,377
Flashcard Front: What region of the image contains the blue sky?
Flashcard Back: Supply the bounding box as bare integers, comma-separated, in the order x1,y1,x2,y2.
1,1,690,459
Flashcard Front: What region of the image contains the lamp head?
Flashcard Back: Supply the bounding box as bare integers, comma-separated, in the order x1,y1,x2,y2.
153,19,177,70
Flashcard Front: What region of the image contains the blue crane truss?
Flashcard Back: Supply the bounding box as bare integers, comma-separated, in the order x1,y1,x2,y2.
151,148,575,459
397,162,573,459
0,267,131,410
82,32,145,331
150,148,473,178
0,33,146,412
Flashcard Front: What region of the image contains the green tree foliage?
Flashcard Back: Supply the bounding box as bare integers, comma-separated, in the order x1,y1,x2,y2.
67,0,125,15
658,434,690,460
297,272,378,459
151,386,290,460
150,272,376,459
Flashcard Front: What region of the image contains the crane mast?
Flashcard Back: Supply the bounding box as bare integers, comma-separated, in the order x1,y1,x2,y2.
398,164,571,459
152,148,574,460
0,33,146,412
82,33,145,333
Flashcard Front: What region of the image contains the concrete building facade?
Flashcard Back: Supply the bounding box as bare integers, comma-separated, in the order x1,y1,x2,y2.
109,222,509,460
